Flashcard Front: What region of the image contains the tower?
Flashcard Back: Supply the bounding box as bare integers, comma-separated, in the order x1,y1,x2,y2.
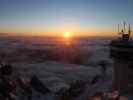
110,23,133,94
128,24,131,37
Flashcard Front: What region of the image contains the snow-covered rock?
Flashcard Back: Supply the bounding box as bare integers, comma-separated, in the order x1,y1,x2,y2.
13,61,101,93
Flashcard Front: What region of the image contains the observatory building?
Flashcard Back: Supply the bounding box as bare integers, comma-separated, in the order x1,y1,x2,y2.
110,22,133,94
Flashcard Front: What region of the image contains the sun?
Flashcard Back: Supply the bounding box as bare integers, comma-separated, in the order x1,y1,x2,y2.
64,32,70,38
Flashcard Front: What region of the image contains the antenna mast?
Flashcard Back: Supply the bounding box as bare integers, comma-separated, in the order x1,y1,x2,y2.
118,24,119,33
128,24,131,36
123,21,126,33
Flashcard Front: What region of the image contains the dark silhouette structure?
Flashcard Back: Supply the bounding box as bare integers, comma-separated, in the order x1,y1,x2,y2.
110,22,133,94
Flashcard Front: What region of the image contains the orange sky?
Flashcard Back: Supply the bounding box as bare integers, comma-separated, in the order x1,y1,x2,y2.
0,25,116,37
0,0,133,37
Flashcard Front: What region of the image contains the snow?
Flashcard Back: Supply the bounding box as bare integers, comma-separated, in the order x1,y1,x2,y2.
13,61,101,93
0,36,114,99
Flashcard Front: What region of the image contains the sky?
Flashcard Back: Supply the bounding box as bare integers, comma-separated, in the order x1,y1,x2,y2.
0,0,133,37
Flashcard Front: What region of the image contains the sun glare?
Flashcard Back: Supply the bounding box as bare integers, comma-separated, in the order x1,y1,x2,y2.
64,32,70,38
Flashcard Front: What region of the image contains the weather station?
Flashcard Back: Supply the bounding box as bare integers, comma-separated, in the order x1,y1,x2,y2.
110,22,133,94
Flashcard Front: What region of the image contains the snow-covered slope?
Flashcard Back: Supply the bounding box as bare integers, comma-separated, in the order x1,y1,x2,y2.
13,61,100,93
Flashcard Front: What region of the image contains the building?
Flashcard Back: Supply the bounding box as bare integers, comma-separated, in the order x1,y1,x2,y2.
110,22,133,94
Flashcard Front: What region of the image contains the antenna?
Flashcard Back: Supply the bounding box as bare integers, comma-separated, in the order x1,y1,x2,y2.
128,24,131,36
118,24,119,33
123,21,126,33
